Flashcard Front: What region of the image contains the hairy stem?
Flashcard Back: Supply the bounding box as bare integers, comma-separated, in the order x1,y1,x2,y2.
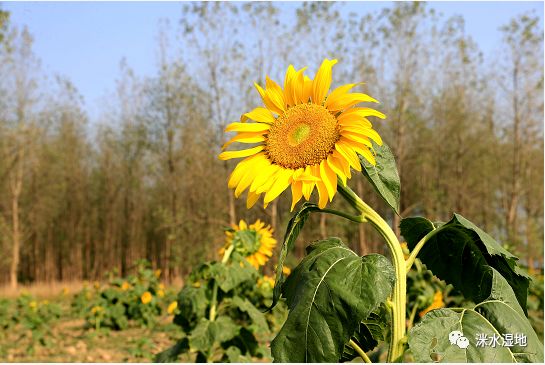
405,224,444,271
338,183,406,362
407,302,419,330
349,339,372,363
209,244,234,321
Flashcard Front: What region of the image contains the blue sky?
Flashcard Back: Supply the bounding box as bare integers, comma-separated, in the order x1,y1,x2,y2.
4,1,544,120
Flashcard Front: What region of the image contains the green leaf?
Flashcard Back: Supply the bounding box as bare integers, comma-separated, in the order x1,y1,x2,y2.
225,346,242,362
359,142,400,214
400,214,530,313
271,238,395,362
230,296,268,331
271,202,321,309
174,286,209,332
210,262,257,293
188,317,240,356
154,337,189,363
408,269,544,363
341,303,391,362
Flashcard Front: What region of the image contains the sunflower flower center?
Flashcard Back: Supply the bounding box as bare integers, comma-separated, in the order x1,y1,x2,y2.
266,103,339,169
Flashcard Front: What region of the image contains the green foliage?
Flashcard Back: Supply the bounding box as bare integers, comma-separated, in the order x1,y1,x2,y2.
0,294,62,353
409,270,544,362
401,216,543,362
359,142,401,214
272,202,321,309
156,253,287,362
341,303,391,361
400,214,530,312
271,238,395,362
72,260,176,330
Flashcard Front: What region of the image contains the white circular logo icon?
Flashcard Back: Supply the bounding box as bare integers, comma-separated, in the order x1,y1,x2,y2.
449,330,463,345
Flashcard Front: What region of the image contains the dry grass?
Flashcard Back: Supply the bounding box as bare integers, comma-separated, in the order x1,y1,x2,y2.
0,277,185,299
0,281,85,299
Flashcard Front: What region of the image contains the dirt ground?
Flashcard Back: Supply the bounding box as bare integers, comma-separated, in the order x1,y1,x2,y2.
0,312,183,362
0,281,184,363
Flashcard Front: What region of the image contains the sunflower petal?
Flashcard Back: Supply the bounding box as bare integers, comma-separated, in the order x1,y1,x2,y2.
332,150,352,179
337,107,386,121
255,165,282,194
222,132,266,149
235,167,257,198
335,142,361,171
327,93,379,112
254,82,283,115
339,117,373,129
264,168,293,204
290,180,303,211
341,132,373,148
265,76,286,112
341,125,383,145
327,154,347,186
292,67,308,104
249,162,278,192
302,75,313,104
225,122,271,133
241,107,276,124
313,58,338,105
283,65,297,106
246,190,261,209
320,160,337,201
341,137,376,165
324,83,360,109
227,154,261,188
219,145,264,160
315,180,329,209
301,165,316,200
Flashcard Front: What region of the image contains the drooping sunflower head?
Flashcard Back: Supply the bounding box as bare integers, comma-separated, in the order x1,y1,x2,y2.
220,219,277,269
219,59,386,210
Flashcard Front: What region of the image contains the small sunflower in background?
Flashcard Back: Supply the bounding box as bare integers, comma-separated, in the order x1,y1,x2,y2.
257,275,276,289
219,58,385,210
419,291,444,318
220,219,277,269
141,291,152,304
167,301,178,315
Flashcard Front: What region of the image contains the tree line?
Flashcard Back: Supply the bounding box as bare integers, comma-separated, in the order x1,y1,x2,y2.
0,2,542,288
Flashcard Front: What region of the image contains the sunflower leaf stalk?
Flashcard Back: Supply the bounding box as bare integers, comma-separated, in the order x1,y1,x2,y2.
337,183,407,362
209,244,234,322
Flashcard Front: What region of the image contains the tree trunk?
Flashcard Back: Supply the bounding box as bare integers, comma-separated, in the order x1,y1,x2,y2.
9,152,23,290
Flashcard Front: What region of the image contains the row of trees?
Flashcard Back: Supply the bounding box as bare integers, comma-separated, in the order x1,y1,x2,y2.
0,3,542,287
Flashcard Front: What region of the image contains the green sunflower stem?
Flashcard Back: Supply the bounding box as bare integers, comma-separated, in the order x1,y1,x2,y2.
338,183,406,363
209,244,235,322
349,339,372,363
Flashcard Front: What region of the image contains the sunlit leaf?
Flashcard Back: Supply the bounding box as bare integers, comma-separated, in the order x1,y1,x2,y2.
408,269,544,363
400,214,530,313
359,142,400,214
271,238,395,362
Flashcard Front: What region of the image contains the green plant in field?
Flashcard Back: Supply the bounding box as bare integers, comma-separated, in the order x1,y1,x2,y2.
72,260,176,330
1,294,62,354
156,220,288,362
217,59,544,362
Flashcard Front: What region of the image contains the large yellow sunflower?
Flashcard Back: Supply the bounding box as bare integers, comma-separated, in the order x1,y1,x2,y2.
220,219,277,269
219,59,385,210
